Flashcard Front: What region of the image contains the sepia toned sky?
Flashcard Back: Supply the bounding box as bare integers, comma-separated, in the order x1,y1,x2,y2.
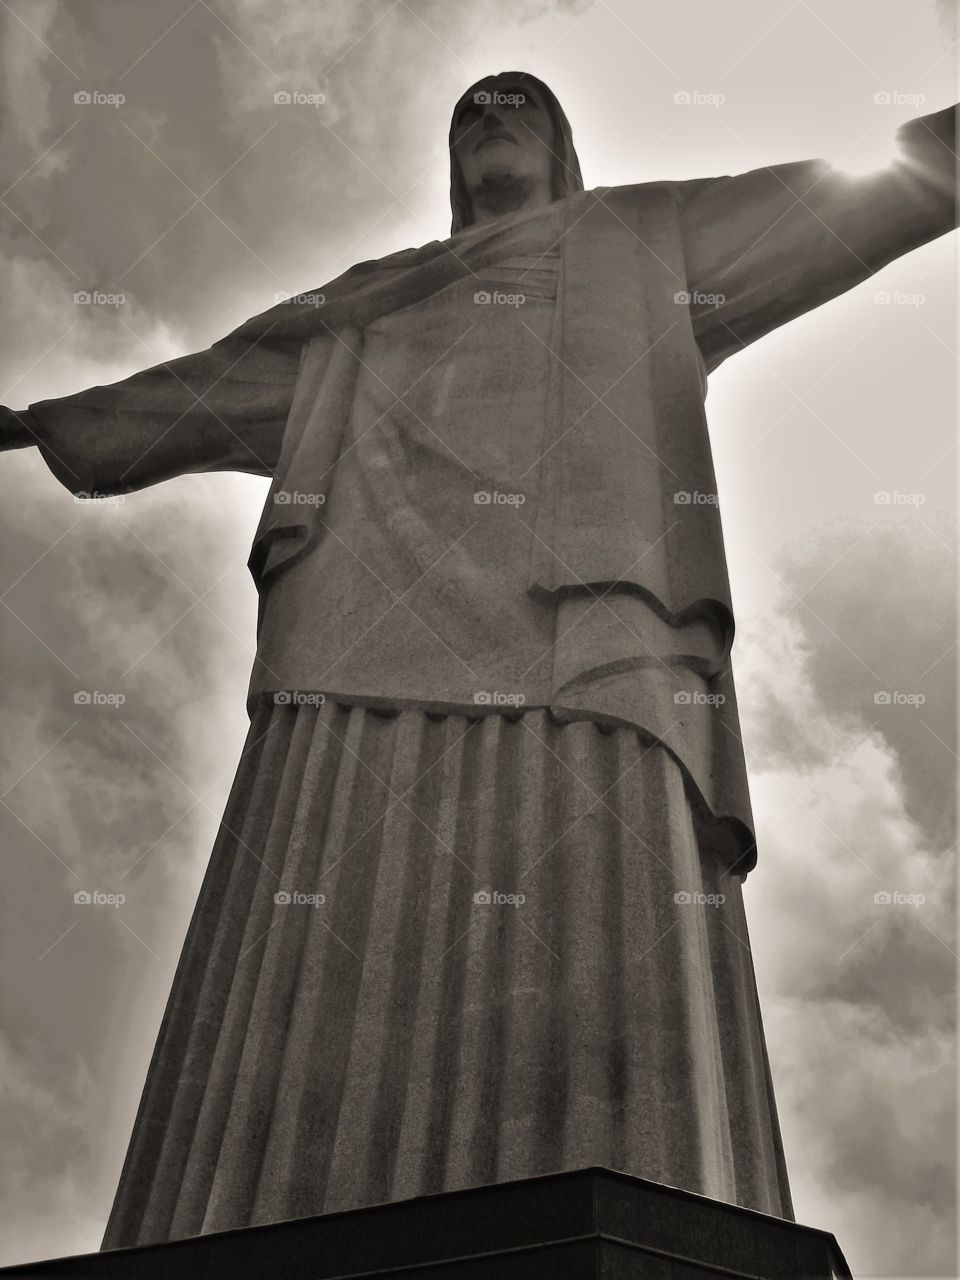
0,1,955,1275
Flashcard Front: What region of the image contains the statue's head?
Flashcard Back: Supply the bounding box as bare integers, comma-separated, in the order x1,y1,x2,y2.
448,72,583,234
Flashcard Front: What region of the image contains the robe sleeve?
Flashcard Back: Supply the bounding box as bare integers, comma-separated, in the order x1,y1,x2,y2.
22,331,304,497
675,104,957,373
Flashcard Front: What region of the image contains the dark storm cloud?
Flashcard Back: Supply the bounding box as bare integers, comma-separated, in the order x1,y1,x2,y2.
738,517,955,1276
0,0,597,1264
1,0,591,369
0,450,261,1260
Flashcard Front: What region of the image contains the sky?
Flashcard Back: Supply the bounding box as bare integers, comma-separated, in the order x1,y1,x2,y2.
0,1,955,1275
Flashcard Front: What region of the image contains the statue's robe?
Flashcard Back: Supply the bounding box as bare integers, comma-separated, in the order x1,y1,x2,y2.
25,105,956,1246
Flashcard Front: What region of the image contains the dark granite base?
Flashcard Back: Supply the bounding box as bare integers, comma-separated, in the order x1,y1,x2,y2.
0,1167,851,1279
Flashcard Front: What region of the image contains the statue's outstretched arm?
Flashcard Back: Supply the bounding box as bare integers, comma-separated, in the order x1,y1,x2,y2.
0,405,39,452
0,332,303,496
675,103,957,373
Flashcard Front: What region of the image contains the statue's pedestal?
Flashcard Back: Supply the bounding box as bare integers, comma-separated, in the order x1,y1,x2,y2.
0,1168,850,1279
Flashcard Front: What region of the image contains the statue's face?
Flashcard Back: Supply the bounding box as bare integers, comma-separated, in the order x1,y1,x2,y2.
452,81,555,199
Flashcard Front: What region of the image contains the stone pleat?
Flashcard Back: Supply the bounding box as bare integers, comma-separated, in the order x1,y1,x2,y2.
102,700,792,1248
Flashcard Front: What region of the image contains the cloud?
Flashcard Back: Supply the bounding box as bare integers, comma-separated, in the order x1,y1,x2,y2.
0,1027,108,1262
0,1,59,153
0,448,263,1265
936,0,957,41
0,2,953,1274
785,514,954,832
765,998,954,1276
737,516,956,1277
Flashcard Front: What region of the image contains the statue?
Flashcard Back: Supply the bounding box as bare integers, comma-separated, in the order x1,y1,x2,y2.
1,73,955,1250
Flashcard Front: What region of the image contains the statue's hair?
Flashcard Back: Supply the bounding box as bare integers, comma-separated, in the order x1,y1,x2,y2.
448,71,584,235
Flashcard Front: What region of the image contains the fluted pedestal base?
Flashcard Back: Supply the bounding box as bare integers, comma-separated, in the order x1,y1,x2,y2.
0,1168,849,1279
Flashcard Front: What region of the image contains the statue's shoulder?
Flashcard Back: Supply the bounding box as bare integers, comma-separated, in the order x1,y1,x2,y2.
337,241,444,279
582,178,717,212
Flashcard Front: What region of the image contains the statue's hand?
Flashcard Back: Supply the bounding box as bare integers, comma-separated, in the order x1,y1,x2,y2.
0,405,39,452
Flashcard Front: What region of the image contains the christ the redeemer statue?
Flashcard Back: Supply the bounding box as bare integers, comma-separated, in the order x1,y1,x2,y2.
1,73,955,1249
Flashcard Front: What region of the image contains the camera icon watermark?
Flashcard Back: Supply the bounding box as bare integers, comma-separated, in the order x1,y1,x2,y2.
673,490,720,505
274,889,326,907
473,887,526,907
673,690,726,706
473,289,525,307
273,490,326,506
473,691,526,706
273,691,327,707
674,289,725,307
473,90,525,108
74,290,125,308
74,90,125,108
873,490,925,505
873,690,925,706
673,90,725,108
473,489,526,506
73,491,126,504
274,290,326,307
273,90,326,107
873,290,925,308
74,889,126,907
873,90,925,107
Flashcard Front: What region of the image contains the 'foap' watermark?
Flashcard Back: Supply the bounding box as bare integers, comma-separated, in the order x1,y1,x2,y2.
474,289,525,307
674,890,726,906
874,290,925,307
274,290,326,307
274,490,326,506
74,90,125,108
674,90,725,108
474,489,525,506
874,90,926,107
874,490,925,505
74,890,126,907
74,290,125,308
473,691,525,707
674,691,726,706
674,289,725,307
73,491,126,504
674,490,720,505
274,691,326,707
274,90,326,107
274,890,326,907
474,90,525,108
74,690,125,707
473,888,526,907
874,890,925,907
873,690,925,707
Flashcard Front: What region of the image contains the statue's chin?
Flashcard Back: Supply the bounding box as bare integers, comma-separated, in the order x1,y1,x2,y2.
469,171,539,218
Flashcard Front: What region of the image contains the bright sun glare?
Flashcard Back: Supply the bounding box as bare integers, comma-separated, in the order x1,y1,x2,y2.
826,128,907,178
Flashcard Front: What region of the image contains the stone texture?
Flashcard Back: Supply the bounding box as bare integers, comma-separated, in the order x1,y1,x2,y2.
99,700,790,1248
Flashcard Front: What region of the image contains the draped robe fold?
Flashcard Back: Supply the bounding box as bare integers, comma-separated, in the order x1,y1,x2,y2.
21,104,956,1245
